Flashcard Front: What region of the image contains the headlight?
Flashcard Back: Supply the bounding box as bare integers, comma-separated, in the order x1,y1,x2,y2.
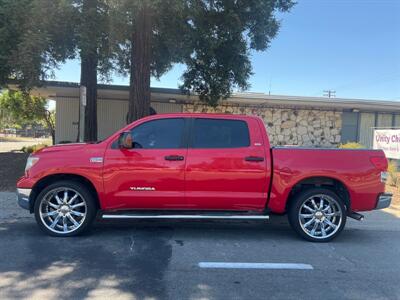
25,156,39,171
381,171,388,183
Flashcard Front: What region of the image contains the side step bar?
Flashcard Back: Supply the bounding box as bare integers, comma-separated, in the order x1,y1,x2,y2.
348,211,364,221
102,214,269,220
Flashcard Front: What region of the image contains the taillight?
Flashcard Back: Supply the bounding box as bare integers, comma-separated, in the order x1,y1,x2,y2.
369,156,388,171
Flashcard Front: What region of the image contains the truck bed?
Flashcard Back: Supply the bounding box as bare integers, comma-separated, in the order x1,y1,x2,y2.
268,147,387,213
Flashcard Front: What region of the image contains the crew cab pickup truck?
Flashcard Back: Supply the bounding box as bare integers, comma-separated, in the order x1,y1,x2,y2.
17,113,392,242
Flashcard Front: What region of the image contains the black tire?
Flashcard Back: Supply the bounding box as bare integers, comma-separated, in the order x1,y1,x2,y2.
288,188,346,242
34,180,97,237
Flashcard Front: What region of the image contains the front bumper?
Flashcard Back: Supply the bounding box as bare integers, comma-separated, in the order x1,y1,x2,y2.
375,193,393,210
17,188,32,210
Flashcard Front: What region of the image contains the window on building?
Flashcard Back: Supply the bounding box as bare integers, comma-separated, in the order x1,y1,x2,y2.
341,112,359,143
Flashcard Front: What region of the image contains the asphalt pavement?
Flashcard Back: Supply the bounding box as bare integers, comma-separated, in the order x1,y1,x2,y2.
0,191,399,300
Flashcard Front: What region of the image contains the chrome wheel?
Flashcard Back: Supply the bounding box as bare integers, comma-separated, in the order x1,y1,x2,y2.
39,187,87,234
298,194,343,240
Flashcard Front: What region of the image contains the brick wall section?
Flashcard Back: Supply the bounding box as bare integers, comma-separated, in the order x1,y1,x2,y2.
183,103,342,147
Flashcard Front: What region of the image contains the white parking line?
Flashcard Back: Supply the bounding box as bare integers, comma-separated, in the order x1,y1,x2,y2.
198,262,313,270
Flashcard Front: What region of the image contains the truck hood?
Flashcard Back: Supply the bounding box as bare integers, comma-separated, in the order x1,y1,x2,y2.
33,143,92,155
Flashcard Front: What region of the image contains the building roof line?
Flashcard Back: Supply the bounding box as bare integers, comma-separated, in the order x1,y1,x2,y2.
14,80,400,111
39,80,183,95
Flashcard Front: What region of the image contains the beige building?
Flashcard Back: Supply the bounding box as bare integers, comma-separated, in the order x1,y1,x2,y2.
32,81,400,147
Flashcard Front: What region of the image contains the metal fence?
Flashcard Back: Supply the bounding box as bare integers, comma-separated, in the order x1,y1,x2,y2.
1,128,51,138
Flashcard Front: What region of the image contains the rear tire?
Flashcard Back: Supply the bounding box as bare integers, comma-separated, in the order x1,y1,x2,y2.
34,180,97,237
288,188,346,242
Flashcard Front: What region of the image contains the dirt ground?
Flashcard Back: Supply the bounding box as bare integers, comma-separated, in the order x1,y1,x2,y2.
384,185,400,220
0,153,29,191
386,182,400,206
0,136,51,153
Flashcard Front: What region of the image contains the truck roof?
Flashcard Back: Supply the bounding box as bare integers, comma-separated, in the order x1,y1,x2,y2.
147,112,261,120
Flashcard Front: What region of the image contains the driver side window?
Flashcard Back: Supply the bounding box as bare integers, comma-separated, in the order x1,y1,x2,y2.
130,118,185,149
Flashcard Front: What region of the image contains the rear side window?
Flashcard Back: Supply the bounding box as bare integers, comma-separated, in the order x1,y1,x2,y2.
192,119,250,148
130,118,185,149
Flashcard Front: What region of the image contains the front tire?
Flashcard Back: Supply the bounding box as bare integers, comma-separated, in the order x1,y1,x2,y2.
34,180,97,237
288,188,346,242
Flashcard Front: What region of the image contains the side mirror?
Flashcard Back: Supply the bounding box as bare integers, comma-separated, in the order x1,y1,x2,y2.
118,132,133,149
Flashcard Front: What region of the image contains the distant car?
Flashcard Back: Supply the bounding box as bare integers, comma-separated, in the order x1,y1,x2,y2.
17,113,392,242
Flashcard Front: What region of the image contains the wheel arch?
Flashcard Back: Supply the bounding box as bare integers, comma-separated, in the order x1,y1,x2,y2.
285,176,351,213
29,173,100,213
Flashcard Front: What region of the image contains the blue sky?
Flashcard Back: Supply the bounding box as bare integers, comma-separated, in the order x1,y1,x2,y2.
54,0,400,101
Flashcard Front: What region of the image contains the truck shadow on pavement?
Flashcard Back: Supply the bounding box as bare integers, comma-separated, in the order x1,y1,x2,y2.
0,210,398,299
0,220,174,299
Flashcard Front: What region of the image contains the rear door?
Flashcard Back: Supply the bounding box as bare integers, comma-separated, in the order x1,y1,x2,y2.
185,117,268,211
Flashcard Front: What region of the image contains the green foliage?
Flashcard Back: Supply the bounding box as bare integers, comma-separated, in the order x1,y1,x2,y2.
180,0,295,106
0,0,114,90
0,90,46,128
21,143,47,153
0,0,30,86
109,0,190,78
1,0,295,134
110,0,295,107
0,0,76,89
74,0,115,81
339,142,366,149
0,91,55,144
388,160,399,187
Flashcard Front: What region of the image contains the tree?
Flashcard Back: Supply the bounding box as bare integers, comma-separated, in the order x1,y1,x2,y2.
0,90,56,144
1,0,294,140
0,0,28,86
75,0,113,141
181,0,295,106
110,0,190,122
0,0,114,142
0,0,73,144
0,0,76,89
111,0,294,122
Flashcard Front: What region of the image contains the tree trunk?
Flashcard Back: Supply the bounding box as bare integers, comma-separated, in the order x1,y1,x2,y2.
80,0,98,142
127,2,152,123
50,128,55,145
81,53,98,142
44,110,55,145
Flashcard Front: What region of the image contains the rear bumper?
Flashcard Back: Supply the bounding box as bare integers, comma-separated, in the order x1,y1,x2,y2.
17,188,32,210
375,193,392,210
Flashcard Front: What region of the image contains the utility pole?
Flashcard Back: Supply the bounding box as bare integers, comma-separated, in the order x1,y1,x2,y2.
323,90,336,98
78,85,87,142
268,77,272,95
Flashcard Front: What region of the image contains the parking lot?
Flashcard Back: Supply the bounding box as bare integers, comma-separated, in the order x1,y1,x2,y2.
0,190,399,300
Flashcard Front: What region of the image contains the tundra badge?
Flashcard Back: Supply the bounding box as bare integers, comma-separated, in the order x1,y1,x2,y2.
90,157,103,163
130,187,156,191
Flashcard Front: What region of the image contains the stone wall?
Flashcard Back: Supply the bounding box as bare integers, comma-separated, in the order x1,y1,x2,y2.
183,103,342,147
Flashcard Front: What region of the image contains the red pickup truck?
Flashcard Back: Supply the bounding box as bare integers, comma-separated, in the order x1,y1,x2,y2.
17,113,392,242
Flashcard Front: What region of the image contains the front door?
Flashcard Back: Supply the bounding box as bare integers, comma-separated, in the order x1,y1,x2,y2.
185,117,268,211
103,117,188,210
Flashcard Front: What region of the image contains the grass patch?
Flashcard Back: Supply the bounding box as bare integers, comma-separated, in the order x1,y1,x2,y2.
0,136,51,143
21,143,48,153
339,142,365,149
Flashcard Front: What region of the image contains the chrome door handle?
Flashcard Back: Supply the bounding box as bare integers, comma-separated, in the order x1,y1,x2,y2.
164,155,184,161
245,156,264,162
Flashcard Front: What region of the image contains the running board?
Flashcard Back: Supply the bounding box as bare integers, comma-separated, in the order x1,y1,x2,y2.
101,214,269,220
348,211,364,221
